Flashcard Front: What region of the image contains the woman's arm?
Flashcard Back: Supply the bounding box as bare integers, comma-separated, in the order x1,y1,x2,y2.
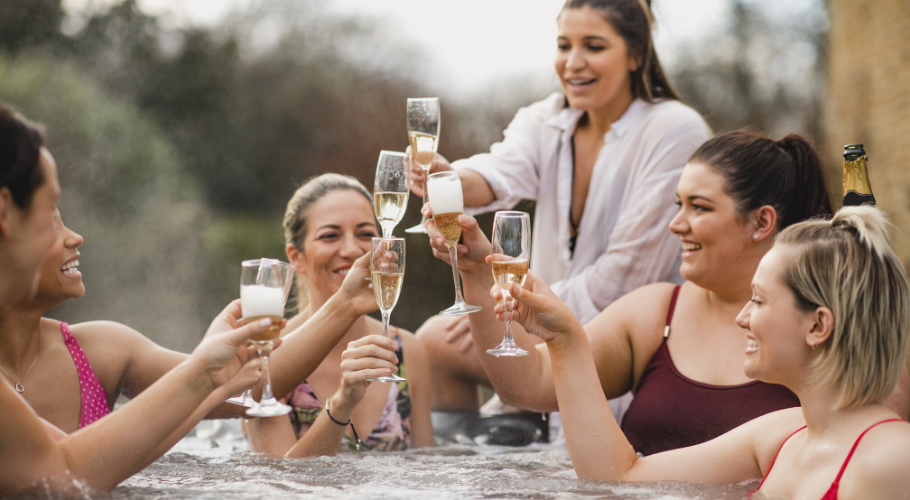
399,332,434,447
503,278,794,484
284,335,400,458
0,313,272,495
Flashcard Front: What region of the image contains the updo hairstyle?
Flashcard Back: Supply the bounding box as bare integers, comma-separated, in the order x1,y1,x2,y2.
688,130,834,230
776,207,910,409
283,173,372,311
0,103,45,212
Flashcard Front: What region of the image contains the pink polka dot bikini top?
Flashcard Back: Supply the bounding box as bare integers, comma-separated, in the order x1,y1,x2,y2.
60,322,110,428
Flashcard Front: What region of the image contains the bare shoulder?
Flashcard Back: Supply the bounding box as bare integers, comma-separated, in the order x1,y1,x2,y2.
842,420,910,499
587,282,678,341
67,320,149,347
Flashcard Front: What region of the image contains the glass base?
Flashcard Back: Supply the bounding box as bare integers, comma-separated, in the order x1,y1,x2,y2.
226,395,255,408
486,345,529,357
246,400,292,417
405,222,427,234
366,374,407,383
439,302,482,316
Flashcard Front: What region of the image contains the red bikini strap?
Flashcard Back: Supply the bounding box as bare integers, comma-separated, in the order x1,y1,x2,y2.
756,425,808,490
663,285,682,338
831,418,904,486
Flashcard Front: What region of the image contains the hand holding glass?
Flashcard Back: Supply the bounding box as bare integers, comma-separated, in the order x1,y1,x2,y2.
368,237,406,382
239,259,292,416
374,151,410,239
428,171,482,315
405,97,440,234
487,211,531,357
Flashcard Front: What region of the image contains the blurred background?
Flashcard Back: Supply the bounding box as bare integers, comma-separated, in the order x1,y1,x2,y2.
0,0,905,353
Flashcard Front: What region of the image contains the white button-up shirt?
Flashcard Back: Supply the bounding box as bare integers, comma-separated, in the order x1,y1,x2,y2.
456,93,711,324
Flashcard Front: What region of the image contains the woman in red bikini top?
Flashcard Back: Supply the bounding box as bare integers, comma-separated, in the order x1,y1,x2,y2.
453,130,908,454
504,206,910,498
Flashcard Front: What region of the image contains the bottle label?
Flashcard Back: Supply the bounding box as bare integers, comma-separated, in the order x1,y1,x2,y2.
843,190,876,207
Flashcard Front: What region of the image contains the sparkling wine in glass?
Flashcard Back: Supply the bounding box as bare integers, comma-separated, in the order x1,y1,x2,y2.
404,97,440,234
368,237,406,382
240,259,292,417
427,171,482,315
374,151,410,239
487,211,531,357
227,260,295,408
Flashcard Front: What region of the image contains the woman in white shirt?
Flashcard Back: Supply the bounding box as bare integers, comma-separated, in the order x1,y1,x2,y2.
413,0,710,415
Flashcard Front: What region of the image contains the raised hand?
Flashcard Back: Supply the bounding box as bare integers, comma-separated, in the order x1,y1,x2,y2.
489,270,581,344
330,335,400,412
337,252,380,316
407,147,453,198
425,205,492,273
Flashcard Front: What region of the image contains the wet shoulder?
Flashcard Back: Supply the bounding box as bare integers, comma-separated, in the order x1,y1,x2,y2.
839,418,910,498
65,320,148,366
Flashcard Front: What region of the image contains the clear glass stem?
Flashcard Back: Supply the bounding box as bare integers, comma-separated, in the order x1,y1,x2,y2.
382,310,391,339
448,246,466,305
256,345,277,404
381,222,394,239
420,178,429,225
502,292,515,345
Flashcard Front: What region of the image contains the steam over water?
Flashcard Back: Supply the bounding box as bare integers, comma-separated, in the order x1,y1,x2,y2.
93,422,756,500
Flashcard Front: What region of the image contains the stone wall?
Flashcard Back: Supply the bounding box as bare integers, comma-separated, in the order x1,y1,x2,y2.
825,0,910,264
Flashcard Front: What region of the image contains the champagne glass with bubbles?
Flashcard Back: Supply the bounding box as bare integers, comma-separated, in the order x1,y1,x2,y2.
428,171,482,315
404,97,440,234
374,151,411,239
227,260,295,407
368,237,406,382
241,259,292,416
487,211,531,357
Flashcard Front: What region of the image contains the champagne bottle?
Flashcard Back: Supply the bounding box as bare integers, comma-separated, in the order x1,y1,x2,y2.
842,143,876,207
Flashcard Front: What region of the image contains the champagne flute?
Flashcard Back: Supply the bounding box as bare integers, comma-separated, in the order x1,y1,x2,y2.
404,97,440,234
368,237,406,382
427,171,482,315
227,259,295,407
487,211,531,357
241,259,292,417
374,151,411,239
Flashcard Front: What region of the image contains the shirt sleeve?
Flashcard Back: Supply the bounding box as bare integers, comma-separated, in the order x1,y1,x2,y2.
550,119,710,324
453,97,556,216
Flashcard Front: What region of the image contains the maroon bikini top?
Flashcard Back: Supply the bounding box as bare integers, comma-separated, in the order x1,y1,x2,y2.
620,285,800,455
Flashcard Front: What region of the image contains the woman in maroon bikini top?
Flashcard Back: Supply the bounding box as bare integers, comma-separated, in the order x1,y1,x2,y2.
505,206,910,498
467,131,906,453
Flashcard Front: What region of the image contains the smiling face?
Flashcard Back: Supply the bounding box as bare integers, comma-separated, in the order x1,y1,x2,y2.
288,190,378,306
555,7,636,114
736,245,817,385
2,149,61,304
669,162,760,290
33,208,85,308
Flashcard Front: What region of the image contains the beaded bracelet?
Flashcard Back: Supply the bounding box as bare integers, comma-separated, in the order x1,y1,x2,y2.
325,400,362,450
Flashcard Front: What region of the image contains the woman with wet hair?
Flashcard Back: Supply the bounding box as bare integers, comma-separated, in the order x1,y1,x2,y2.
0,105,273,496
412,0,710,417
244,174,433,458
426,129,908,454
506,206,910,498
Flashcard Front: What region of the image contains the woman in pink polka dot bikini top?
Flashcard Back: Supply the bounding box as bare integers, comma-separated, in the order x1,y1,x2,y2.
0,210,255,433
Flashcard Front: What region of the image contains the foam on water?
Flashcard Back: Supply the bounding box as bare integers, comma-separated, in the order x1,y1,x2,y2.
86,421,756,500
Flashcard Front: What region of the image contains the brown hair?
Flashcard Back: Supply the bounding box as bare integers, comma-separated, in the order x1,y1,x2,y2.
0,104,45,210
561,0,679,102
689,130,833,229
776,207,910,408
283,173,372,311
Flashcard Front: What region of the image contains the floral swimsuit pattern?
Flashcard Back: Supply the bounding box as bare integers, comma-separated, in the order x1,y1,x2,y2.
288,330,411,451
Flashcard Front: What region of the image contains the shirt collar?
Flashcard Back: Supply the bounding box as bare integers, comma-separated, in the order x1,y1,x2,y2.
546,97,647,139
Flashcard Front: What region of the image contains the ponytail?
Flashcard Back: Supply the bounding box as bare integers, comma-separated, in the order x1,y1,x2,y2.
688,130,833,229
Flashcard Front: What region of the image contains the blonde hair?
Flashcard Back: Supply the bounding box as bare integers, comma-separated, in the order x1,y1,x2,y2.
775,206,910,409
283,173,372,312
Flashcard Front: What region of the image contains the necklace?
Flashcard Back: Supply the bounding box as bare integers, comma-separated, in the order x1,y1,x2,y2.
0,333,42,393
